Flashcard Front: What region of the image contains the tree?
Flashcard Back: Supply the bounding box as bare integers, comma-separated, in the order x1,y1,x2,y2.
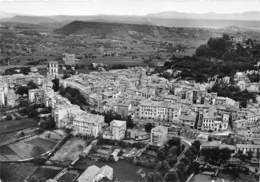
39,117,56,130
164,170,180,182
52,78,60,92
144,123,154,133
27,81,38,90
126,115,134,129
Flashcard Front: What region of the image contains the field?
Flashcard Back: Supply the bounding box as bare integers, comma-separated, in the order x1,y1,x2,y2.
26,166,62,182
50,137,87,165
0,130,63,161
0,162,37,182
0,118,38,135
57,170,79,182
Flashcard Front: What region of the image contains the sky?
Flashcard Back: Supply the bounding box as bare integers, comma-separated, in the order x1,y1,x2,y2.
0,0,260,16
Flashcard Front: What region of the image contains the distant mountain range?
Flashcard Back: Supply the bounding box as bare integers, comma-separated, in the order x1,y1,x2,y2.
1,11,260,30
147,11,260,21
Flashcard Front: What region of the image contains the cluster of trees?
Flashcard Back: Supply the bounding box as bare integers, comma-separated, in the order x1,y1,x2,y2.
59,86,87,107
39,116,56,130
19,105,52,118
161,55,257,83
52,78,60,92
91,110,134,128
209,82,257,108
97,138,145,149
196,34,259,61
200,147,233,165
4,66,31,75
248,73,260,82
16,81,38,95
144,123,155,133
159,34,260,83
164,140,201,182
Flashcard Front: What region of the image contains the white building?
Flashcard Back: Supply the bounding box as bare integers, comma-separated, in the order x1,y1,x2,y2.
110,120,127,140
73,112,104,137
150,126,168,146
6,89,18,108
0,87,5,106
77,165,113,182
138,100,181,122
28,89,45,104
48,61,59,77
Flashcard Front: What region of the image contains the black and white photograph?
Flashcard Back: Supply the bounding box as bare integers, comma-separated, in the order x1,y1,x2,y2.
1,0,260,181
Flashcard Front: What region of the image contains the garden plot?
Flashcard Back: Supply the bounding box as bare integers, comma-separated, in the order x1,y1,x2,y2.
0,130,63,161
50,137,87,164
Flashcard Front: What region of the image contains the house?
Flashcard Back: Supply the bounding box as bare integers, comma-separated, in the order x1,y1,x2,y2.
6,89,18,107
150,126,168,146
77,165,100,182
103,120,126,140
28,89,45,104
77,165,113,182
110,120,126,140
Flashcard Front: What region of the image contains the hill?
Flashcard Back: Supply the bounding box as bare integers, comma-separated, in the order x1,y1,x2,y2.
1,12,260,30
54,20,216,41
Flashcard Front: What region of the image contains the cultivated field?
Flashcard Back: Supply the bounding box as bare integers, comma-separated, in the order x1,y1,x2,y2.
26,166,62,182
50,137,87,164
0,130,63,161
0,118,38,135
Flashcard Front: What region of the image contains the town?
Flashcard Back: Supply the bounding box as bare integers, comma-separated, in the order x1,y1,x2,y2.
1,32,260,182
2,0,260,180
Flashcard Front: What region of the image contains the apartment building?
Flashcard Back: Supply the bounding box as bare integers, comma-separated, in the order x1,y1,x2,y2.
138,100,181,122
73,112,104,137
150,126,168,146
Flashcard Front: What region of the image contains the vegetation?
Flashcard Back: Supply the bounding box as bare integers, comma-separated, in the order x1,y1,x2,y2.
39,116,56,130
16,81,38,95
209,82,257,107
200,147,233,165
160,34,260,82
4,66,31,75
144,123,154,133
59,87,87,107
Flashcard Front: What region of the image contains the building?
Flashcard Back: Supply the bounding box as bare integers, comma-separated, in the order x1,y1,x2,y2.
28,89,45,104
73,112,104,137
138,100,181,122
6,89,18,107
236,144,260,157
0,87,5,106
77,165,100,182
63,53,78,65
150,126,168,146
77,165,113,182
110,120,127,140
48,61,59,77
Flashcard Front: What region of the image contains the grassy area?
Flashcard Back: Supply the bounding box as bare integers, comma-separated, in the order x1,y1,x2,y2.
50,137,87,165
0,131,62,161
0,162,37,182
27,166,62,182
0,118,38,135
